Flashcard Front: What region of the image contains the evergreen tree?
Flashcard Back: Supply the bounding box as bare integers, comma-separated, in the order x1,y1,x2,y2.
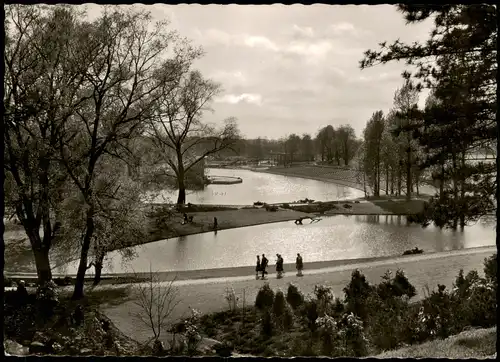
360,4,497,229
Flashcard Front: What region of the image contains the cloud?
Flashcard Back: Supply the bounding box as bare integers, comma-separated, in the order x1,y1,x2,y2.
243,36,279,51
328,22,370,38
291,24,315,38
215,93,263,106
209,70,247,84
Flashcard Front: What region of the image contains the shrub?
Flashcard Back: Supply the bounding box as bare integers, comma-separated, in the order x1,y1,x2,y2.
316,314,339,356
363,292,411,352
255,283,275,310
36,280,59,319
253,201,264,206
376,269,416,300
343,203,352,209
339,312,369,357
418,284,455,340
282,305,294,332
483,253,497,287
300,297,319,333
260,309,273,336
286,283,304,310
282,203,291,209
343,269,373,321
314,284,333,316
272,290,286,318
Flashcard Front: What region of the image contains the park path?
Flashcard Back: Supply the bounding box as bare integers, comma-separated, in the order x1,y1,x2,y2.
100,246,496,345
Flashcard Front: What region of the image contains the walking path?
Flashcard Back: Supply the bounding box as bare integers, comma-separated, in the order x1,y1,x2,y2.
99,246,496,345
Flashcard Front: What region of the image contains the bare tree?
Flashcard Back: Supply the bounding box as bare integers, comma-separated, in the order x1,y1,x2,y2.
362,111,385,197
147,69,240,205
131,267,180,346
393,79,420,201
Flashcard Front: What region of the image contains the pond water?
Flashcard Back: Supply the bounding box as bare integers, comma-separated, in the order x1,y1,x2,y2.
54,214,496,275
148,168,365,205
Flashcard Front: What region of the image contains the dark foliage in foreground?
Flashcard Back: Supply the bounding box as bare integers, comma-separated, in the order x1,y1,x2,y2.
196,254,496,357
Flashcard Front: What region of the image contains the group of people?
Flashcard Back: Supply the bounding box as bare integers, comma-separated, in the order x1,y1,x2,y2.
255,253,303,280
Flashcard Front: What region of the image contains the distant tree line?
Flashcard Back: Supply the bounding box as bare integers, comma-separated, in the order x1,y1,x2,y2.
215,125,360,167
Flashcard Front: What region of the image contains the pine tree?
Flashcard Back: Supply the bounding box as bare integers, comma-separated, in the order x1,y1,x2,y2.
360,4,497,229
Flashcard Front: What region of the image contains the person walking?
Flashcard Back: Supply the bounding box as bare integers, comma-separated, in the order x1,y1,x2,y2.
255,255,261,280
276,254,284,279
261,254,269,280
213,217,218,230
296,253,303,276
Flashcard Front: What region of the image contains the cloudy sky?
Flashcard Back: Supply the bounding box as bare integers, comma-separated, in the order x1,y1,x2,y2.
85,4,434,139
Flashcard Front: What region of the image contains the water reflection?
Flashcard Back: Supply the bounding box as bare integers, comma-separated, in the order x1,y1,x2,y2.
55,214,496,275
151,168,365,205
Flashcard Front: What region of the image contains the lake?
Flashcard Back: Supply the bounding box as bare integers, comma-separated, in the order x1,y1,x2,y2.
148,168,365,205
54,214,496,275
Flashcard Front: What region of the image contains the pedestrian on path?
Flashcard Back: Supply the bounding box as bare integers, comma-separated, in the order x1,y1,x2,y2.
213,217,218,230
255,255,261,280
276,254,284,279
261,254,269,280
296,253,303,276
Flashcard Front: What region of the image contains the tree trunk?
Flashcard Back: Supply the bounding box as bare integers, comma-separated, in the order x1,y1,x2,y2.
72,207,95,300
390,169,395,195
385,164,389,195
93,251,105,286
397,163,402,196
415,169,420,196
451,150,458,230
459,151,466,231
32,246,52,284
406,146,412,201
439,161,445,200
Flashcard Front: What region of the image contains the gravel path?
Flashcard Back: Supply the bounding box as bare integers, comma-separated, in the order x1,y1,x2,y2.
100,246,496,345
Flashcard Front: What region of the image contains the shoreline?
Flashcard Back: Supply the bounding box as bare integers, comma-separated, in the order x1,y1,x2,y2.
6,245,496,284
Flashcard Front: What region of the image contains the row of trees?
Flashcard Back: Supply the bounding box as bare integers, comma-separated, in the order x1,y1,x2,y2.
360,80,425,198
4,5,238,298
359,4,497,229
217,125,360,167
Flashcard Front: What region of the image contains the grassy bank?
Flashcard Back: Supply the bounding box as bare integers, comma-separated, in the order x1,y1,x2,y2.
375,327,496,358
258,165,366,193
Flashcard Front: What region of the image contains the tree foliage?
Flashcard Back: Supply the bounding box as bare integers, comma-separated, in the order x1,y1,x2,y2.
360,4,497,227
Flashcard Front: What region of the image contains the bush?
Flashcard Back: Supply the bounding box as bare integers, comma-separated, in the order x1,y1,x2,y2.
272,290,286,318
314,284,333,317
282,203,291,209
286,283,304,310
36,281,59,319
282,305,294,332
343,269,373,321
343,203,352,209
300,298,319,333
260,309,273,336
339,312,369,357
255,283,275,310
376,269,416,300
483,253,497,287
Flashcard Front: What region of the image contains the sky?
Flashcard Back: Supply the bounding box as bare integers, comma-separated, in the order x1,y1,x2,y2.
84,4,434,140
